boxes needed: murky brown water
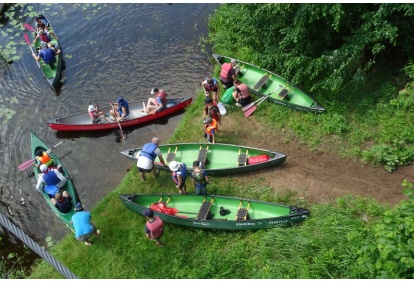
[0,3,218,271]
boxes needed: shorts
[195,184,207,195]
[238,96,252,107]
[76,224,96,241]
[156,106,167,113]
[138,165,153,173]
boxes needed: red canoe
[47,97,192,131]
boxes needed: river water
[0,3,218,272]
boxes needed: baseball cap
[74,202,83,211]
[151,88,158,95]
[142,208,154,217]
[88,105,96,112]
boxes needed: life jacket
[42,170,60,185]
[155,90,167,106]
[118,100,130,117]
[39,32,51,43]
[236,83,250,98]
[204,78,219,92]
[139,143,158,160]
[150,202,178,215]
[146,216,164,239]
[41,48,56,64]
[171,163,187,185]
[191,169,207,185]
[205,105,219,122]
[220,63,233,82]
[206,119,218,135]
[37,152,54,166]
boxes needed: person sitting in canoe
[35,164,67,194]
[201,76,220,104]
[51,191,72,213]
[191,160,209,195]
[88,104,109,124]
[144,88,168,115]
[220,58,237,89]
[109,97,129,121]
[203,97,221,131]
[168,161,188,194]
[32,41,60,69]
[34,148,59,169]
[232,79,252,107]
[203,117,218,144]
[35,17,48,31]
[32,28,58,44]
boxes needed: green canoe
[33,14,63,91]
[120,143,287,175]
[212,54,325,113]
[119,194,310,230]
[31,133,79,233]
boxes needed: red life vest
[39,32,51,43]
[205,105,219,122]
[146,216,164,239]
[88,110,97,120]
[156,90,167,106]
[204,78,219,92]
[220,63,233,82]
[236,83,250,98]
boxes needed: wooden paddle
[18,140,65,171]
[110,103,126,140]
[23,33,40,68]
[242,84,283,112]
[23,23,35,32]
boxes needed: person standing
[142,208,164,247]
[168,161,188,194]
[145,88,168,115]
[201,77,220,104]
[191,161,209,195]
[110,97,130,121]
[220,58,237,89]
[136,137,167,181]
[232,79,252,107]
[70,203,100,246]
[35,164,67,194]
[203,117,218,144]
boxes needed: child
[142,208,164,247]
[203,117,218,144]
[191,160,209,195]
[169,161,188,194]
[88,104,109,123]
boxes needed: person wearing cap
[88,104,109,124]
[203,97,221,130]
[168,161,188,194]
[32,41,60,68]
[191,160,209,195]
[109,97,130,121]
[34,149,56,168]
[203,117,218,144]
[137,137,167,181]
[220,58,237,89]
[201,76,220,103]
[232,79,252,107]
[70,203,100,246]
[142,208,164,247]
[51,191,72,213]
[35,164,67,193]
[145,88,168,115]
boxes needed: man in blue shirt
[70,203,100,246]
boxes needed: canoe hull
[31,133,80,232]
[212,54,325,113]
[119,194,310,230]
[33,14,63,91]
[47,97,192,131]
[120,143,287,175]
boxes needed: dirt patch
[218,110,413,207]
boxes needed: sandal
[96,230,101,237]
[85,241,92,246]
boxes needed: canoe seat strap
[253,74,271,91]
[197,146,209,169]
[166,146,178,162]
[196,201,212,220]
[236,201,250,221]
[237,149,248,166]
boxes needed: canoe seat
[196,199,213,220]
[236,208,249,221]
[166,146,178,163]
[197,145,209,169]
[252,74,271,91]
[237,148,248,166]
[278,86,293,101]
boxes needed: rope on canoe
[0,213,79,279]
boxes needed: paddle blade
[23,23,35,32]
[23,33,31,46]
[242,101,255,112]
[18,158,35,171]
[244,105,257,117]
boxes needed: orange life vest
[38,152,53,166]
[206,118,218,135]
